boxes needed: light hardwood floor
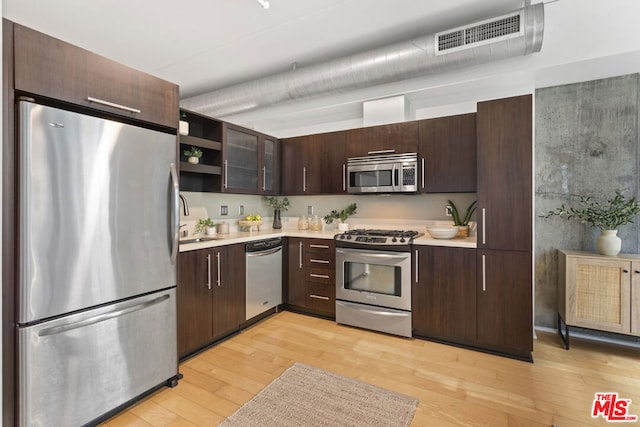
[103,311,640,427]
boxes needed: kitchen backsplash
[180,191,477,232]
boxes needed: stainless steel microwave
[347,152,418,194]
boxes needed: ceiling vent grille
[436,12,522,55]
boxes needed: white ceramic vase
[338,222,349,232]
[596,229,621,256]
[188,156,199,164]
[205,226,216,236]
[179,120,189,136]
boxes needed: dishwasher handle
[246,247,282,257]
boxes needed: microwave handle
[367,149,395,155]
[392,163,398,191]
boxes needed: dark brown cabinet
[223,123,280,194]
[418,113,476,193]
[281,131,346,195]
[345,121,419,158]
[179,109,223,193]
[13,23,178,129]
[475,94,533,359]
[476,249,532,356]
[286,238,336,317]
[412,246,477,344]
[177,244,245,359]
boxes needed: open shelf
[180,162,222,175]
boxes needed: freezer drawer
[18,289,178,427]
[336,300,412,338]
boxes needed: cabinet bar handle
[310,259,329,264]
[310,273,330,279]
[309,244,329,249]
[299,241,303,269]
[223,160,228,189]
[342,164,346,191]
[482,254,486,292]
[415,249,419,283]
[303,167,307,192]
[262,166,266,191]
[623,269,630,273]
[367,149,395,155]
[86,96,141,114]
[482,208,486,245]
[309,294,330,300]
[216,252,221,287]
[206,254,212,290]
[421,157,425,189]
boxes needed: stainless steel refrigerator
[17,100,180,427]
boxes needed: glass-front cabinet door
[223,124,279,194]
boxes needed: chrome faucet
[179,194,189,216]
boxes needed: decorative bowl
[238,220,263,231]
[427,226,459,239]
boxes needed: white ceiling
[4,0,640,136]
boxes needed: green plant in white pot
[324,203,357,231]
[183,146,202,164]
[542,190,640,256]
[195,217,216,235]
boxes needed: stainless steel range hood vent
[437,12,522,54]
[181,3,544,118]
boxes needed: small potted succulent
[183,146,202,164]
[324,203,357,231]
[195,217,216,235]
[448,200,476,237]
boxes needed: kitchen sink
[179,236,222,244]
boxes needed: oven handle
[336,249,409,262]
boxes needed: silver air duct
[181,3,544,117]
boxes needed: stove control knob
[391,237,398,242]
[400,237,406,243]
[339,234,346,239]
[347,235,352,240]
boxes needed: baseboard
[534,325,640,349]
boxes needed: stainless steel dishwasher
[245,237,283,320]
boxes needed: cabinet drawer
[305,283,336,313]
[307,268,335,285]
[14,23,178,129]
[304,239,335,254]
[305,252,335,269]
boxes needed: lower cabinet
[286,237,336,317]
[177,244,245,359]
[413,246,532,360]
[412,246,476,344]
[476,249,532,358]
[559,250,640,337]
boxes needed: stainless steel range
[335,229,422,337]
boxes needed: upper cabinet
[345,121,419,158]
[223,123,280,194]
[178,109,223,193]
[476,95,532,251]
[418,113,477,193]
[13,23,178,129]
[282,131,346,195]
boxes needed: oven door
[336,247,411,311]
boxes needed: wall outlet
[445,206,453,217]
[220,205,228,216]
[239,205,244,216]
[308,205,314,215]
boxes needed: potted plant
[183,146,202,164]
[542,190,640,256]
[195,217,216,235]
[263,196,290,229]
[448,200,476,237]
[324,203,357,231]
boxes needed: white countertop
[179,228,477,252]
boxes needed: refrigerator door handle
[38,294,171,337]
[170,163,179,264]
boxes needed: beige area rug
[219,362,418,427]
